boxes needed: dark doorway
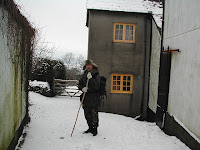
[155,52,172,128]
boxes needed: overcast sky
[15,0,88,59]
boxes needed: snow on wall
[87,0,163,27]
[163,0,200,140]
[148,20,161,113]
[0,7,27,150]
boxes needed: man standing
[78,59,101,136]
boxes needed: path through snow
[16,92,190,150]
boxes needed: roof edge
[86,9,154,27]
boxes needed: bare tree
[32,30,56,70]
[33,30,56,58]
[62,52,75,69]
[76,54,85,70]
[61,52,86,80]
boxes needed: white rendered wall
[0,7,27,150]
[164,0,200,140]
[149,20,161,113]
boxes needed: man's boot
[84,126,93,134]
[92,127,98,136]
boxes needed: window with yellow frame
[113,23,136,43]
[111,74,133,94]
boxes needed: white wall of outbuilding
[163,0,200,140]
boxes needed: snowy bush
[30,58,66,96]
[29,80,52,97]
[31,58,66,82]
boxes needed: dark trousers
[83,106,99,128]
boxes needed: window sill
[111,91,133,94]
[113,40,135,44]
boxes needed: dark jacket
[78,68,101,107]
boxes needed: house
[154,0,200,149]
[86,0,162,118]
[0,0,35,149]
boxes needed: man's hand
[87,72,92,79]
[82,87,88,93]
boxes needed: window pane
[130,31,133,35]
[117,76,121,80]
[115,35,118,40]
[113,86,116,90]
[119,30,123,35]
[123,76,126,80]
[127,82,130,86]
[126,25,129,30]
[125,36,129,40]
[123,81,126,86]
[123,87,126,91]
[117,81,120,85]
[120,25,123,29]
[126,30,129,35]
[127,76,131,81]
[115,30,119,34]
[113,76,116,80]
[130,25,133,30]
[130,36,133,41]
[113,81,116,85]
[117,86,120,90]
[127,87,130,91]
[116,25,119,29]
[119,35,123,40]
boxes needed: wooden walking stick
[71,78,90,137]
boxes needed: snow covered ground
[62,86,82,97]
[15,92,190,150]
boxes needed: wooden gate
[155,52,172,128]
[54,79,81,97]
